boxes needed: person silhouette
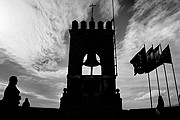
[2,76,21,109]
[115,89,122,110]
[60,88,67,111]
[115,89,120,97]
[156,95,164,115]
[22,98,30,109]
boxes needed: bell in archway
[83,53,100,67]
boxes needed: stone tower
[60,17,122,114]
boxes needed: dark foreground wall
[0,106,179,120]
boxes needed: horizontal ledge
[67,75,116,79]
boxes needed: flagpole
[153,44,161,96]
[147,73,153,108]
[171,63,180,106]
[111,0,118,76]
[169,54,180,107]
[155,68,161,96]
[160,44,171,107]
[167,44,180,106]
[163,62,171,107]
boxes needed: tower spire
[89,4,96,21]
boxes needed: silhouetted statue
[22,98,30,109]
[2,76,21,109]
[156,95,164,115]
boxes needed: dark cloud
[121,0,180,56]
[133,0,180,25]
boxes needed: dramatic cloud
[19,87,59,102]
[0,52,7,64]
[0,82,7,91]
[118,0,180,108]
[135,89,166,101]
[0,0,120,78]
[99,0,120,19]
[121,0,180,55]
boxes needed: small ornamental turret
[98,21,104,29]
[81,21,87,29]
[72,20,78,29]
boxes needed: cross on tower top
[89,4,96,21]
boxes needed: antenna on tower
[112,0,118,76]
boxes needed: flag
[130,46,146,75]
[161,44,172,64]
[145,46,155,73]
[154,45,163,68]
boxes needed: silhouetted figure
[22,98,30,109]
[116,89,120,97]
[156,95,164,115]
[115,89,122,110]
[2,76,21,110]
[60,88,67,111]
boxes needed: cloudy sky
[0,0,180,110]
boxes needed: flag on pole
[130,46,146,75]
[161,44,172,64]
[154,45,163,68]
[160,44,172,107]
[145,46,155,73]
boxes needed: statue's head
[9,76,18,85]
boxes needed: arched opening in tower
[82,54,101,75]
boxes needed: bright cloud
[0,0,120,78]
[135,89,166,101]
[118,0,180,108]
[19,87,59,103]
[121,0,180,56]
[0,82,8,90]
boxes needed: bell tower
[68,19,115,75]
[60,4,122,115]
